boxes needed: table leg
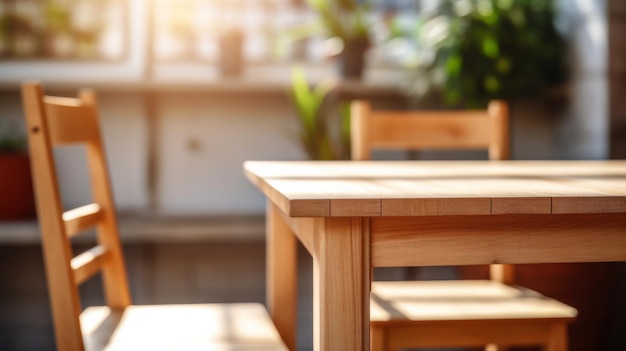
[267,202,297,350]
[314,217,370,351]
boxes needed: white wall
[156,93,305,215]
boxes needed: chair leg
[370,325,386,351]
[545,323,568,351]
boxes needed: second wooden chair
[351,100,577,351]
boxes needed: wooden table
[243,160,626,351]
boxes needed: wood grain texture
[244,160,626,351]
[244,160,626,218]
[81,304,287,351]
[382,319,568,350]
[370,214,626,267]
[80,89,132,310]
[314,217,370,351]
[266,203,297,350]
[491,197,552,215]
[43,100,100,145]
[330,199,381,217]
[22,82,85,351]
[552,196,625,214]
[488,100,509,160]
[370,280,575,350]
[71,245,109,286]
[370,280,577,322]
[63,203,103,238]
[350,100,508,159]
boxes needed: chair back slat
[71,245,109,286]
[44,97,101,145]
[351,100,509,161]
[63,203,104,238]
[22,81,131,351]
[369,113,492,149]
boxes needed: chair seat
[371,280,578,324]
[81,303,287,351]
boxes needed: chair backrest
[350,99,513,283]
[350,100,509,161]
[21,81,131,351]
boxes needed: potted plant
[289,66,351,160]
[401,0,568,108]
[285,0,372,79]
[0,121,35,220]
[210,0,246,77]
[218,26,245,77]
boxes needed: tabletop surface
[244,160,626,217]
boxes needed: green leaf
[404,0,566,107]
[339,102,352,159]
[496,56,512,73]
[484,75,500,92]
[497,0,514,10]
[289,65,345,160]
[481,36,500,58]
[290,66,317,132]
[444,88,461,105]
[445,54,462,75]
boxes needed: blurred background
[0,0,625,350]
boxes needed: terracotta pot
[0,153,35,220]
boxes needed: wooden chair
[21,81,287,351]
[351,100,578,351]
